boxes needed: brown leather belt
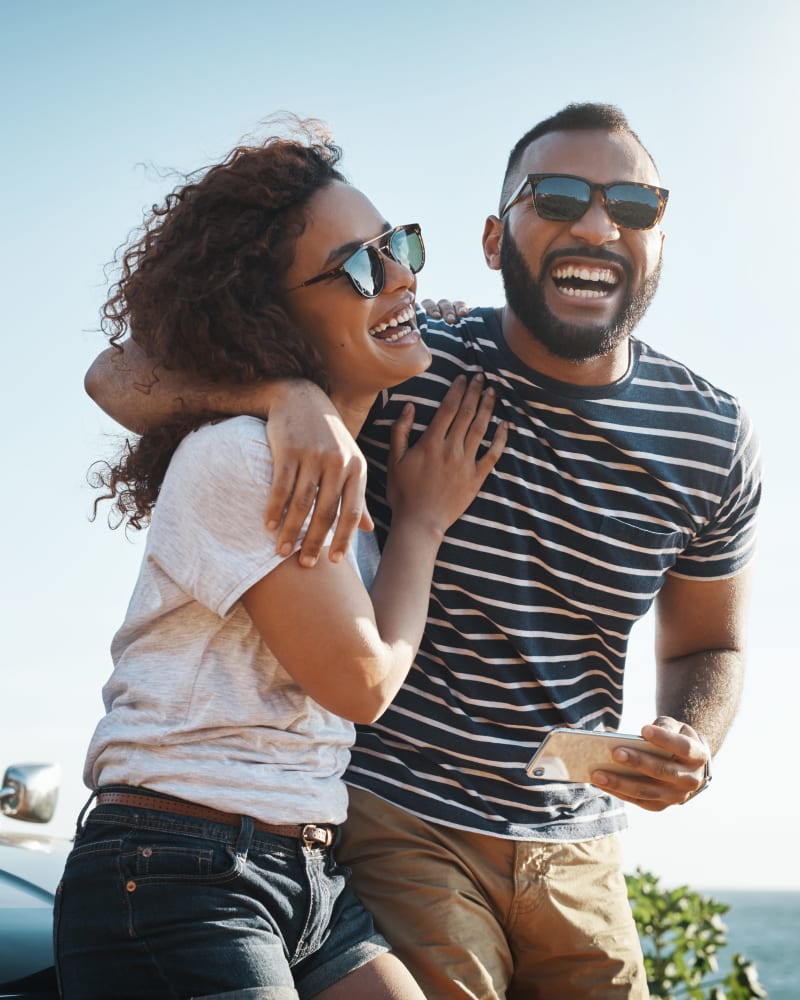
[95,790,335,848]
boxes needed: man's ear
[482,215,503,271]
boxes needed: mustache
[541,246,633,281]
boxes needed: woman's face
[283,182,431,413]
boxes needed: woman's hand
[245,376,504,724]
[420,298,470,324]
[386,374,507,536]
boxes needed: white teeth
[382,326,412,342]
[369,304,416,336]
[552,264,618,285]
[562,286,607,298]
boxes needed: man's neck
[496,305,631,386]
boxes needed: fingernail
[279,542,293,556]
[616,749,630,762]
[330,550,343,564]
[266,520,278,531]
[446,312,455,321]
[593,772,609,785]
[299,554,317,568]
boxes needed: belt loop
[75,789,99,839]
[234,814,254,866]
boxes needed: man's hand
[264,380,372,567]
[86,340,372,566]
[590,717,711,812]
[420,298,470,324]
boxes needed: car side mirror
[0,763,61,823]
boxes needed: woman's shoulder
[175,415,268,459]
[181,414,266,448]
[167,415,273,492]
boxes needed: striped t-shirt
[347,307,761,842]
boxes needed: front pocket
[120,833,241,886]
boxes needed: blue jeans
[53,795,389,999]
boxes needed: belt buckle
[302,823,332,849]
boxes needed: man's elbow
[84,347,144,432]
[84,355,106,406]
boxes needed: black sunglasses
[501,174,669,231]
[287,223,425,299]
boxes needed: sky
[2,0,798,892]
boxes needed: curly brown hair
[93,116,346,530]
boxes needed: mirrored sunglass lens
[343,247,383,297]
[389,229,424,273]
[533,177,590,221]
[606,185,661,229]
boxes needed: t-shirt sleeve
[146,416,330,616]
[670,403,762,580]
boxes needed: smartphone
[525,728,672,783]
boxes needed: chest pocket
[567,515,686,623]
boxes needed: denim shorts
[53,794,389,1000]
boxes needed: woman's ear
[482,215,503,271]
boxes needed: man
[85,104,760,999]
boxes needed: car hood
[0,831,72,898]
[0,830,72,995]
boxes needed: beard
[499,227,662,363]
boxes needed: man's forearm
[85,338,300,433]
[84,337,370,563]
[656,649,745,755]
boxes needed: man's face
[497,129,665,363]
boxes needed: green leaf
[625,870,766,999]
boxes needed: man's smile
[550,263,620,299]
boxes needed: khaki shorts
[339,787,648,1000]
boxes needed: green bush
[626,869,768,999]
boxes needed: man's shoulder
[634,338,745,414]
[423,305,497,342]
[419,306,501,371]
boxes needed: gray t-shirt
[85,416,356,824]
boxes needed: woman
[54,119,506,1000]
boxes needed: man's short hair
[500,102,658,209]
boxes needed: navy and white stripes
[346,308,761,842]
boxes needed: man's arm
[84,301,468,563]
[85,339,371,565]
[591,566,753,811]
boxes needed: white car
[0,763,69,999]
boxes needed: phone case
[525,728,672,783]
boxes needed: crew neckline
[477,306,641,400]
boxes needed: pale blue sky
[2,0,798,890]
